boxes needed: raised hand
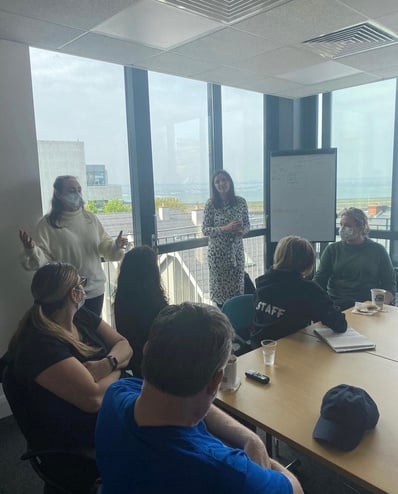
[19,228,35,249]
[115,230,128,249]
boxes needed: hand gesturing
[19,229,35,249]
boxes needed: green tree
[102,198,131,213]
[155,197,184,211]
[86,200,99,213]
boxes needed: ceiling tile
[0,10,84,49]
[339,43,398,71]
[275,71,379,98]
[374,12,398,35]
[314,71,379,91]
[62,32,161,65]
[280,61,361,84]
[192,65,258,85]
[233,0,365,44]
[94,0,222,49]
[234,46,325,76]
[142,52,217,77]
[373,65,398,78]
[0,0,135,31]
[339,0,398,18]
[173,27,281,65]
[239,76,304,94]
[274,85,323,98]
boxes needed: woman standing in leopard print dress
[202,171,250,307]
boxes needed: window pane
[159,246,210,304]
[331,79,396,231]
[30,48,132,321]
[148,72,209,244]
[222,86,264,229]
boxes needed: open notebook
[313,326,376,353]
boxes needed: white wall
[0,40,42,417]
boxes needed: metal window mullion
[124,67,156,248]
[388,79,398,265]
[207,83,223,185]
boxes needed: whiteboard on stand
[269,149,337,243]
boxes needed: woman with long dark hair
[19,175,128,314]
[114,246,168,377]
[202,171,250,307]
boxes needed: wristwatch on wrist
[106,355,119,371]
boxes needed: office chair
[2,365,100,494]
[222,294,255,356]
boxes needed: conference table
[344,305,398,362]
[215,305,398,494]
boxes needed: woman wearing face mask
[314,207,396,310]
[5,262,132,491]
[19,175,128,315]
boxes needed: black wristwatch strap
[106,355,118,371]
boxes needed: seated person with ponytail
[6,263,132,490]
[252,236,347,348]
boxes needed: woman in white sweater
[19,175,128,315]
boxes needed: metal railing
[101,230,266,323]
[100,212,394,324]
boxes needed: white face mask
[75,288,87,310]
[60,192,84,210]
[339,226,356,242]
[77,295,86,310]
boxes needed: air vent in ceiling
[158,0,293,23]
[303,22,398,59]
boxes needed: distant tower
[86,164,108,186]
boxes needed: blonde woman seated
[7,262,132,451]
[252,236,347,348]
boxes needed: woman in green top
[314,207,396,310]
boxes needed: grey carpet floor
[0,414,372,494]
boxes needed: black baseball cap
[313,384,379,451]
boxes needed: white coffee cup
[371,288,386,310]
[220,355,240,392]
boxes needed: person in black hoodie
[252,236,347,348]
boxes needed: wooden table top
[215,332,398,494]
[344,304,398,362]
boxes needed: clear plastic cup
[261,339,277,366]
[371,289,386,310]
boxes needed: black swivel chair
[2,364,100,494]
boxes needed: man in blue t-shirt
[96,303,303,494]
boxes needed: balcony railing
[101,210,394,324]
[101,229,265,323]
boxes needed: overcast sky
[30,47,396,194]
[30,47,264,190]
[30,48,130,185]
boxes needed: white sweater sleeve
[95,216,125,262]
[19,244,52,271]
[19,218,54,271]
